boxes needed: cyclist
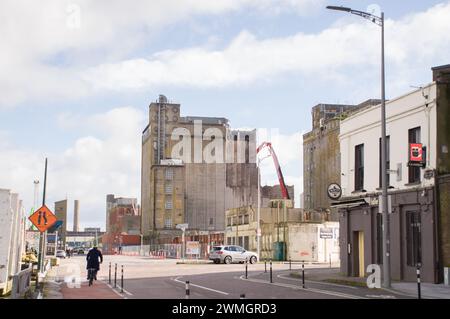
[86,246,103,281]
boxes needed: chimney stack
[73,200,79,232]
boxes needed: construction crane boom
[256,142,290,200]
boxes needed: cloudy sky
[1,0,449,230]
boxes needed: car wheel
[224,256,232,264]
[250,256,257,264]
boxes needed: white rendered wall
[340,84,437,195]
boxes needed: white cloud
[0,106,145,229]
[83,2,450,98]
[0,0,321,107]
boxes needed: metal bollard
[264,259,267,273]
[245,259,248,279]
[270,259,273,283]
[121,265,124,293]
[240,294,246,299]
[109,262,111,284]
[289,258,292,270]
[302,261,305,289]
[185,281,190,299]
[417,263,421,299]
[114,263,117,288]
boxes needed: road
[54,255,414,299]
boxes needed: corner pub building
[333,65,450,283]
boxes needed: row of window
[227,215,250,226]
[354,126,421,191]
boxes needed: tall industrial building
[141,95,258,243]
[302,100,380,217]
[73,200,80,232]
[54,199,68,248]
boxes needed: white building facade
[340,84,437,194]
[334,63,450,284]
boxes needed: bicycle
[87,268,97,286]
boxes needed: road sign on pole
[29,205,58,233]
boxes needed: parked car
[56,250,67,259]
[209,245,258,264]
[77,249,85,255]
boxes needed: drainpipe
[433,170,442,283]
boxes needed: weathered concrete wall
[303,118,341,211]
[0,189,24,294]
[436,78,450,174]
[54,199,67,246]
[287,222,339,262]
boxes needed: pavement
[42,256,123,299]
[40,255,450,299]
[288,267,450,299]
[390,282,450,299]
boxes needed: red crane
[256,142,290,200]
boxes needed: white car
[56,250,67,258]
[209,245,258,264]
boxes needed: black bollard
[185,281,190,299]
[270,259,273,283]
[114,263,117,288]
[302,261,305,289]
[417,263,421,299]
[121,265,124,293]
[245,259,248,279]
[289,258,292,270]
[109,262,111,284]
[264,259,267,273]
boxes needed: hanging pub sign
[327,183,342,200]
[408,143,426,167]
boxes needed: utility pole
[379,12,391,289]
[37,158,48,277]
[326,4,390,288]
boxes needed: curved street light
[327,5,390,288]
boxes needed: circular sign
[327,183,342,200]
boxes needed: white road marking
[277,274,358,289]
[366,294,396,299]
[173,276,229,296]
[239,275,367,299]
[105,282,132,297]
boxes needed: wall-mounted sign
[320,228,334,239]
[409,143,423,162]
[327,183,342,200]
[186,241,200,255]
[408,143,426,168]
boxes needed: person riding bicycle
[86,246,103,280]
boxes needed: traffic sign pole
[37,159,48,275]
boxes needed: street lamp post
[326,5,390,288]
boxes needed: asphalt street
[55,255,415,299]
